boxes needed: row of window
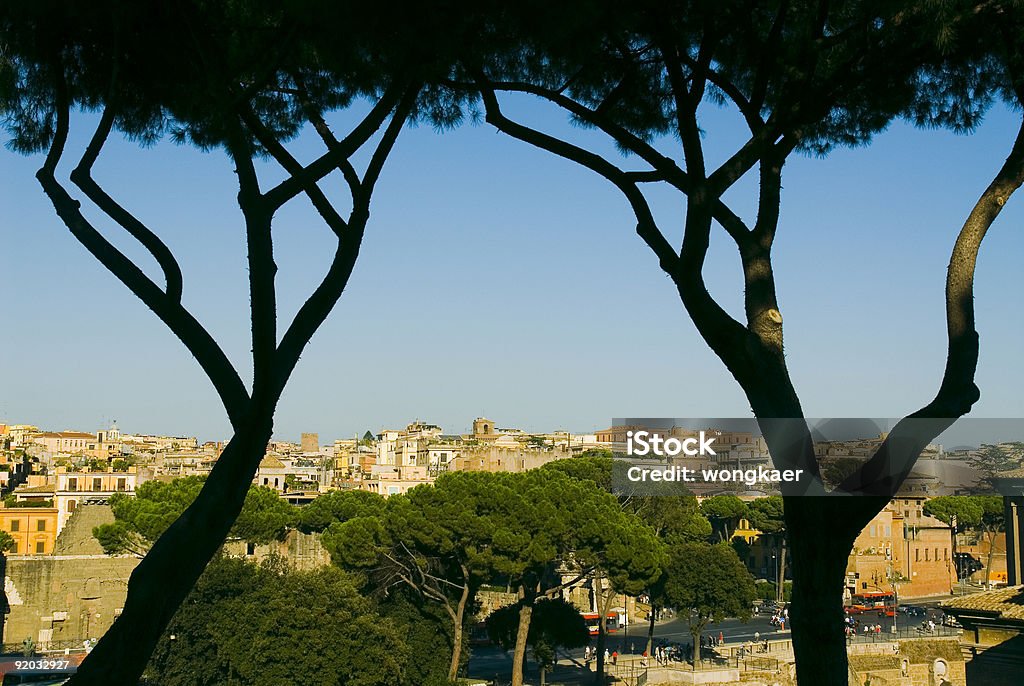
[913,547,948,563]
[8,541,47,554]
[64,478,128,492]
[8,519,48,532]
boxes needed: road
[466,601,952,683]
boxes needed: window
[925,548,930,561]
[915,548,919,562]
[116,478,126,492]
[35,541,44,554]
[10,520,20,532]
[68,478,78,492]
[870,525,877,538]
[37,520,46,531]
[92,478,103,492]
[68,500,77,513]
[11,542,17,554]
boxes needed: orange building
[0,505,58,555]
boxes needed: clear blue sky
[2,96,1022,443]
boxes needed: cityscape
[1,418,1022,684]
[4,2,1024,685]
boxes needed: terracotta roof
[36,432,94,439]
[15,484,56,494]
[259,455,286,470]
[942,586,1024,621]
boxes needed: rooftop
[943,586,1024,621]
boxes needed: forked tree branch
[273,86,420,395]
[840,116,1024,504]
[475,82,681,277]
[226,125,277,395]
[262,80,407,210]
[36,76,250,429]
[71,107,185,303]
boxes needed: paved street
[467,601,954,684]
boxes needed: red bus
[846,592,896,617]
[582,611,621,635]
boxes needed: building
[846,496,955,600]
[300,432,319,454]
[0,505,58,555]
[30,431,95,456]
[943,585,1024,685]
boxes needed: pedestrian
[719,630,724,645]
[763,638,769,653]
[604,648,610,664]
[612,650,618,666]
[754,631,760,643]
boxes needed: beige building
[0,505,59,556]
[846,496,955,600]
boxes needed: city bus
[845,591,897,617]
[582,611,621,635]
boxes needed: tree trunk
[511,589,534,686]
[593,580,616,685]
[66,408,274,686]
[691,623,703,671]
[447,580,472,681]
[785,498,863,686]
[985,527,997,589]
[777,538,787,603]
[645,604,657,656]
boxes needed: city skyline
[3,98,1023,441]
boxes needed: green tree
[747,497,787,602]
[662,542,756,669]
[93,477,297,557]
[297,489,387,534]
[0,3,446,680]
[457,2,1024,682]
[700,495,749,543]
[970,443,1024,489]
[145,556,408,686]
[925,495,1005,585]
[321,476,498,682]
[486,598,589,686]
[110,458,133,472]
[542,455,709,659]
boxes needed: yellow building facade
[0,506,58,555]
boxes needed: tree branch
[35,77,250,429]
[71,107,185,302]
[226,125,277,395]
[840,116,1024,502]
[272,86,419,396]
[475,82,680,276]
[261,81,407,210]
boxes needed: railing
[741,655,781,672]
[1,640,89,655]
[846,625,960,642]
[605,660,648,685]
